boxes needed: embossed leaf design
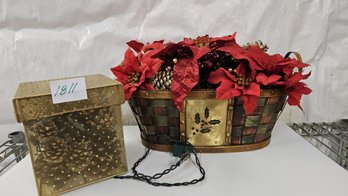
[200,127,211,133]
[204,107,209,119]
[195,113,200,124]
[208,119,221,125]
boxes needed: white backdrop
[1,0,348,141]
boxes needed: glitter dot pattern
[26,105,127,195]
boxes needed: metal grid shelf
[290,120,348,170]
[0,131,28,175]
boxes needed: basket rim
[132,88,285,99]
[141,138,271,153]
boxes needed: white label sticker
[50,77,88,104]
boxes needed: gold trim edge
[141,138,271,153]
[133,89,284,99]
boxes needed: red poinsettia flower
[274,71,311,110]
[152,43,211,109]
[277,57,309,77]
[284,81,312,110]
[127,40,165,59]
[218,42,262,79]
[126,40,144,53]
[247,45,309,77]
[208,68,260,114]
[117,33,312,114]
[209,32,237,49]
[181,37,195,46]
[256,73,282,86]
[111,48,162,99]
[171,46,210,109]
[246,45,312,110]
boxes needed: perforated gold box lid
[13,74,124,122]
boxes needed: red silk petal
[285,82,312,111]
[181,37,195,46]
[243,95,259,115]
[218,45,261,78]
[170,46,210,110]
[218,45,245,59]
[141,57,162,78]
[207,68,226,84]
[139,83,156,90]
[215,80,241,99]
[284,72,307,87]
[303,71,311,79]
[193,46,211,60]
[282,58,309,69]
[142,42,165,55]
[256,73,282,85]
[123,48,140,73]
[110,65,128,84]
[244,83,260,97]
[207,68,238,84]
[124,83,140,100]
[171,59,200,110]
[127,40,144,53]
[211,32,237,42]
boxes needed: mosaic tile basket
[129,89,287,153]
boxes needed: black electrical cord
[114,144,205,187]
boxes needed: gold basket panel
[185,99,229,146]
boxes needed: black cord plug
[172,141,193,157]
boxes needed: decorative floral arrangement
[111,33,311,114]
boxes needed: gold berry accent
[237,75,253,87]
[193,35,211,48]
[127,72,140,86]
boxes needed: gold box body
[13,74,127,196]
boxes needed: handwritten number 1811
[54,82,78,97]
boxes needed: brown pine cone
[152,66,172,90]
[40,136,67,164]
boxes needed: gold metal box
[13,74,127,196]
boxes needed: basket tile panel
[232,115,244,126]
[143,126,155,135]
[231,127,243,137]
[231,96,285,145]
[255,134,266,143]
[128,98,181,145]
[242,135,255,144]
[139,107,153,116]
[169,127,180,138]
[243,127,257,135]
[245,116,261,127]
[152,107,168,116]
[130,91,287,148]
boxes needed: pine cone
[40,136,67,164]
[29,118,63,141]
[244,40,269,52]
[152,66,172,90]
[65,139,93,173]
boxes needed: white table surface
[1,122,348,196]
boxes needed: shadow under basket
[129,89,287,153]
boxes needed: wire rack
[290,120,348,170]
[0,131,28,175]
